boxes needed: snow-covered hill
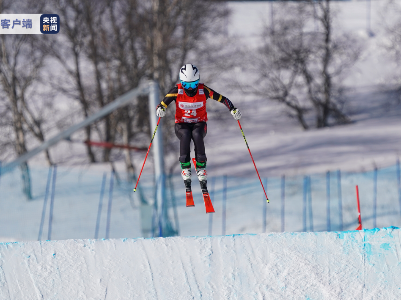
[0,227,400,299]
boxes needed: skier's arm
[203,85,234,110]
[204,85,241,120]
[156,86,178,117]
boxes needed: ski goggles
[180,79,199,90]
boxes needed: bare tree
[47,0,98,162]
[47,0,230,175]
[47,0,153,178]
[312,0,359,127]
[142,0,231,171]
[248,0,361,129]
[381,0,401,103]
[0,0,53,199]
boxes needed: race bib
[183,118,199,123]
[178,102,204,110]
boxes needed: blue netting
[0,162,400,241]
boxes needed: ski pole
[134,117,161,192]
[237,120,269,202]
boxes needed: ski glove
[156,104,166,118]
[231,108,241,120]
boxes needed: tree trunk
[122,118,135,179]
[10,88,32,200]
[319,0,332,128]
[152,0,163,84]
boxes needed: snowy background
[0,1,401,299]
[0,0,398,242]
[0,0,399,242]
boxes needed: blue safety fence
[0,161,400,241]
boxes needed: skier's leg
[192,122,207,163]
[192,122,208,193]
[175,123,192,191]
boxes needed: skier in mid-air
[156,64,241,210]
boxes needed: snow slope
[1,227,400,299]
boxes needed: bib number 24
[184,110,197,117]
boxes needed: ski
[202,192,215,214]
[186,191,195,207]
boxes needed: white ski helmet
[179,64,200,90]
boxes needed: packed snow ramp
[0,227,400,299]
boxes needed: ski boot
[181,162,194,207]
[197,170,208,193]
[193,161,207,192]
[193,159,215,213]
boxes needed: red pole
[237,120,269,202]
[356,185,362,230]
[134,117,161,192]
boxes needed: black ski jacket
[160,84,235,111]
